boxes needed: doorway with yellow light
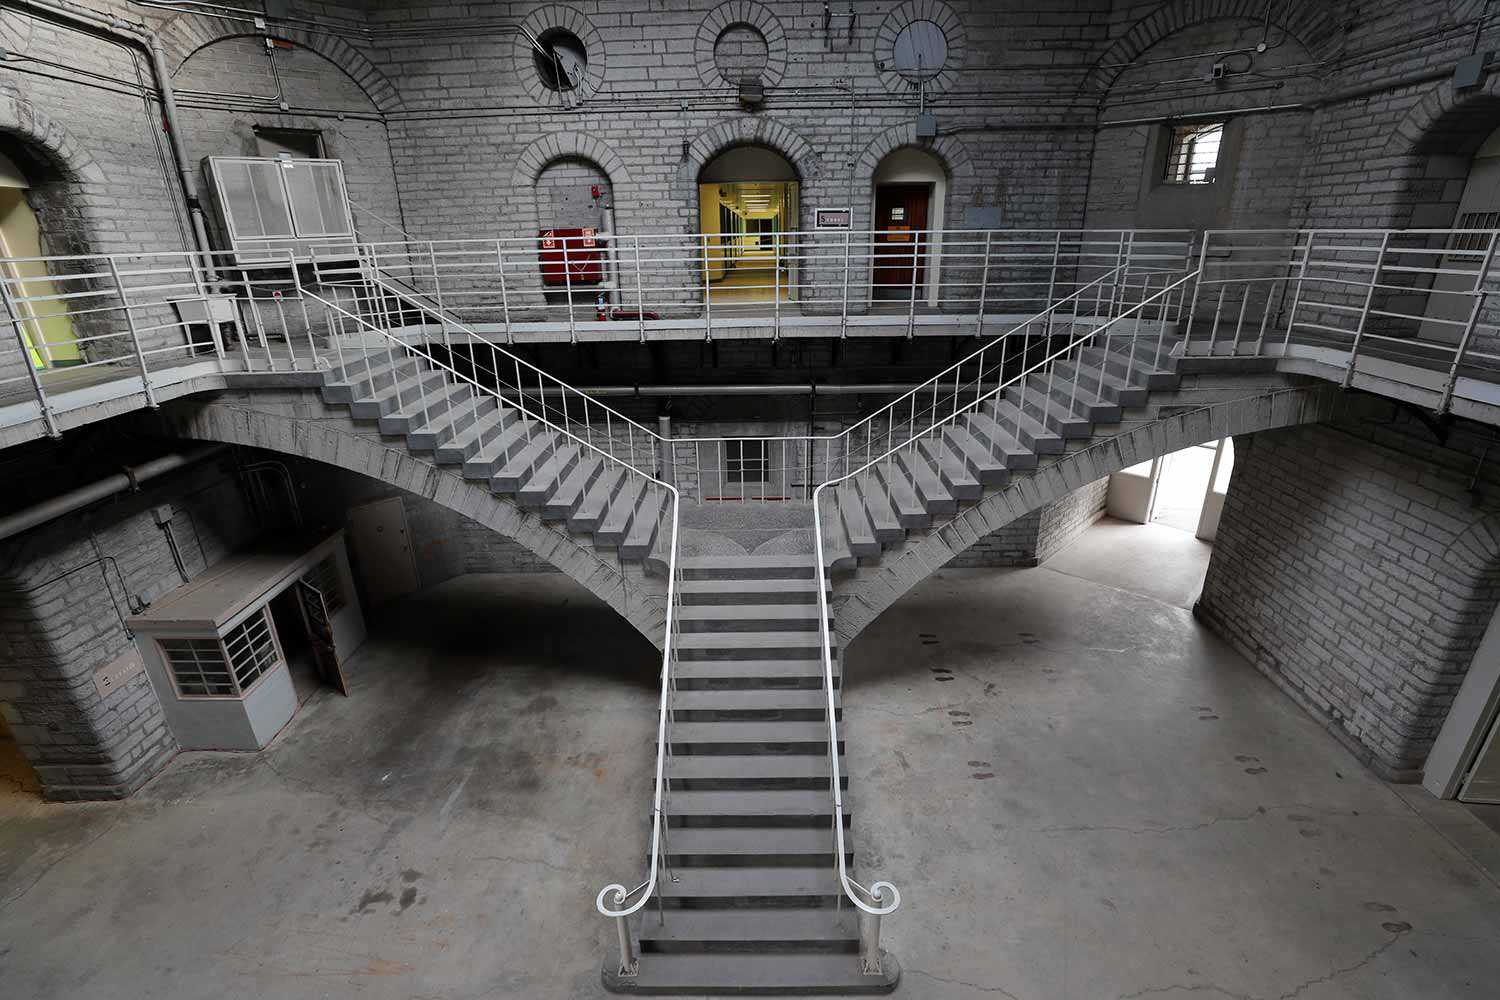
[0,148,80,371]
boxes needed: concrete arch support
[0,93,105,185]
[158,14,405,112]
[833,384,1370,644]
[153,394,669,646]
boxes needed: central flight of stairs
[316,351,669,562]
[821,336,1182,569]
[603,553,899,994]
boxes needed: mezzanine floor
[1,521,1498,998]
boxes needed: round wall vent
[533,28,588,92]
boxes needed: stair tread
[680,554,815,569]
[617,952,892,991]
[668,753,841,780]
[672,689,834,711]
[658,866,840,895]
[678,605,824,622]
[671,722,837,745]
[676,632,824,648]
[636,907,856,941]
[674,660,837,680]
[679,578,826,596]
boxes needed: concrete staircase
[316,352,669,562]
[820,337,1182,570]
[603,553,899,994]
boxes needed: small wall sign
[815,208,853,230]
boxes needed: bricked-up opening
[532,28,588,92]
[714,23,769,85]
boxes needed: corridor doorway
[698,145,799,306]
[871,147,945,305]
[1107,438,1234,541]
[0,148,79,370]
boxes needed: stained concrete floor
[2,523,1499,998]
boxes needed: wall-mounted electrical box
[204,156,356,265]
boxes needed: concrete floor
[3,523,1500,998]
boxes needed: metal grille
[725,440,769,484]
[300,555,345,614]
[1163,123,1223,185]
[159,637,234,697]
[224,609,279,692]
[1451,213,1500,253]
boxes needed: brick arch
[0,92,104,186]
[1385,79,1500,158]
[851,125,974,232]
[510,132,632,190]
[153,397,669,645]
[695,1,789,90]
[685,117,820,185]
[833,384,1361,643]
[157,14,405,113]
[1085,0,1341,96]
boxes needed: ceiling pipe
[10,0,216,277]
[0,443,227,542]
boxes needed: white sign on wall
[815,208,853,229]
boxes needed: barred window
[159,636,235,697]
[300,555,345,614]
[725,440,769,484]
[1163,123,1224,185]
[1450,212,1500,254]
[224,609,280,692]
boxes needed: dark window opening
[1163,123,1224,185]
[534,29,588,92]
[254,127,324,159]
[725,440,769,484]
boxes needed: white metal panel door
[346,497,420,609]
[1418,152,1500,343]
[1460,714,1500,803]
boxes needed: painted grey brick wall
[1197,413,1500,782]
[943,475,1108,568]
[0,452,257,800]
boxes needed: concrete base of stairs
[601,951,900,994]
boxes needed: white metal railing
[806,270,1195,969]
[1187,228,1500,409]
[356,228,1192,342]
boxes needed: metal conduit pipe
[0,443,228,543]
[11,0,216,276]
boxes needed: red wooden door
[872,184,931,298]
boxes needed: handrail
[299,271,683,975]
[807,269,1197,964]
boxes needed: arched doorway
[0,143,79,370]
[1419,124,1500,344]
[534,156,614,305]
[698,145,799,305]
[870,146,945,306]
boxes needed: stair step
[677,605,825,632]
[854,473,906,543]
[673,660,838,688]
[672,689,834,713]
[492,432,561,492]
[670,722,838,752]
[962,411,1038,469]
[636,907,856,947]
[1055,357,1150,407]
[604,952,898,995]
[894,449,957,515]
[941,424,1011,485]
[676,632,825,661]
[657,866,842,903]
[835,482,881,558]
[872,460,930,529]
[680,555,816,580]
[1030,370,1123,424]
[621,486,669,559]
[668,752,844,789]
[543,451,604,519]
[916,437,982,500]
[377,381,471,437]
[434,404,514,464]
[990,398,1065,454]
[350,368,448,420]
[1017,376,1095,438]
[596,475,649,546]
[517,444,581,506]
[678,578,827,606]
[569,464,627,531]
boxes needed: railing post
[428,242,454,360]
[1183,232,1210,354]
[106,256,157,408]
[290,253,321,369]
[0,273,59,437]
[1343,231,1391,389]
[1440,232,1499,413]
[701,233,713,342]
[561,234,577,345]
[841,229,851,339]
[614,913,637,977]
[495,240,513,345]
[634,236,647,345]
[976,230,993,337]
[906,230,919,339]
[1284,229,1315,350]
[773,231,782,341]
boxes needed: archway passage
[0,142,80,371]
[697,145,799,307]
[870,146,945,305]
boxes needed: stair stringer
[147,388,672,645]
[830,379,1395,645]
